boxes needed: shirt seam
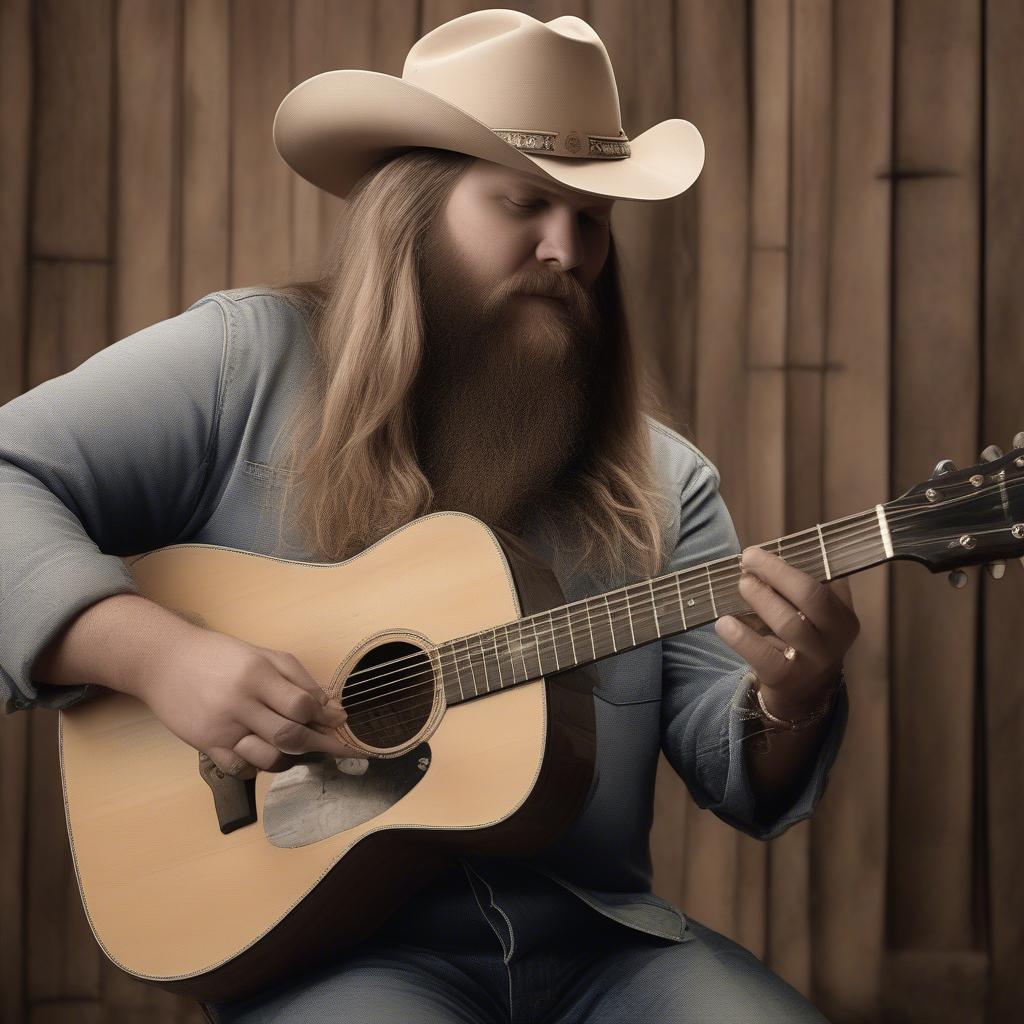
[646,416,717,480]
[172,294,229,543]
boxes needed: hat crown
[402,10,624,139]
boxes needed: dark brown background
[1,1,1021,1022]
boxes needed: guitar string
[334,472,1021,693]
[335,488,1010,712]
[338,506,1017,720]
[337,521,1014,731]
[338,511,880,697]
[338,517,883,712]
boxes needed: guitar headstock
[883,431,1024,586]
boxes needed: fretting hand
[713,545,860,719]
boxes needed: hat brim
[273,70,705,203]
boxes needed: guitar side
[58,511,597,1001]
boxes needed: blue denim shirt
[0,287,848,944]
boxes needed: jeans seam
[460,862,517,1023]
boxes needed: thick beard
[412,227,602,535]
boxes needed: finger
[740,546,852,636]
[233,732,309,773]
[256,666,347,729]
[258,648,343,720]
[241,699,362,758]
[714,614,795,688]
[737,572,830,664]
[205,745,259,780]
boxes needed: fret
[533,616,548,679]
[449,643,466,702]
[528,614,544,679]
[564,605,578,664]
[603,594,617,652]
[816,523,832,580]
[584,599,597,659]
[488,628,502,688]
[464,636,482,696]
[500,624,517,685]
[547,610,559,671]
[648,580,661,637]
[510,622,530,684]
[705,564,718,617]
[473,635,492,693]
[674,575,687,629]
[624,588,636,646]
[540,610,557,675]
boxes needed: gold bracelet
[753,667,844,733]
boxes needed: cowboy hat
[272,8,704,203]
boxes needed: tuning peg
[980,445,1004,462]
[984,559,1007,579]
[1013,431,1024,451]
[948,569,968,588]
[932,459,957,478]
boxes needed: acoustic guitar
[57,437,1024,1001]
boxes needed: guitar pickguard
[262,742,432,849]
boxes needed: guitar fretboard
[436,505,893,704]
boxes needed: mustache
[482,270,599,329]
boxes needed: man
[0,10,857,1023]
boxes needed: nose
[534,207,586,273]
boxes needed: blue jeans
[203,860,831,1023]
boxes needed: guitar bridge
[198,752,257,834]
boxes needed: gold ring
[783,645,797,661]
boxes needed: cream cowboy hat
[272,8,704,203]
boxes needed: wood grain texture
[734,0,791,963]
[982,2,1024,1021]
[115,0,181,340]
[182,0,230,307]
[887,0,982,985]
[30,0,112,261]
[229,0,292,286]
[767,0,834,995]
[673,0,752,949]
[813,0,894,1017]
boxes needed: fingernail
[327,698,343,711]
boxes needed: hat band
[491,127,631,159]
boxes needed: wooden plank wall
[0,2,1019,1022]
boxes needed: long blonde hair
[266,148,677,587]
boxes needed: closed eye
[504,198,544,212]
[504,197,609,223]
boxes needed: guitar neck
[439,504,894,705]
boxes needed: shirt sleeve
[0,294,229,715]
[659,454,849,841]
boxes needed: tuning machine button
[1012,431,1024,451]
[980,445,1003,462]
[984,560,1007,580]
[948,569,968,588]
[932,459,957,478]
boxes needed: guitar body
[58,512,598,1001]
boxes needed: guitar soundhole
[342,641,436,749]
